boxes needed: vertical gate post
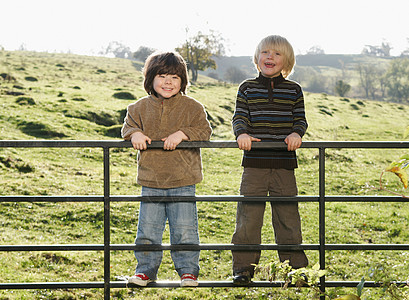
[319,147,326,299]
[103,147,111,299]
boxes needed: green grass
[0,50,409,299]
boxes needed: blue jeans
[134,185,200,279]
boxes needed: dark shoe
[233,272,251,286]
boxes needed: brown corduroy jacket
[121,93,212,188]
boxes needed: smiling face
[257,49,285,78]
[253,35,295,78]
[153,74,181,99]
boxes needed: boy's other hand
[162,130,188,150]
[130,131,151,150]
[236,133,261,151]
[285,132,302,151]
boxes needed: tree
[362,42,392,57]
[357,64,377,99]
[306,45,325,55]
[334,80,351,97]
[176,30,225,82]
[133,46,156,62]
[207,72,219,81]
[224,66,248,83]
[379,72,388,99]
[386,58,409,102]
[101,41,132,59]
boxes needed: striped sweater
[232,73,308,169]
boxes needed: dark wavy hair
[143,51,189,95]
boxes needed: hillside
[201,54,394,99]
[1,51,406,143]
[1,50,409,299]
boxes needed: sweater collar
[150,92,183,104]
[256,72,285,87]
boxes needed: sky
[2,0,409,57]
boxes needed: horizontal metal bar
[112,195,409,203]
[114,280,392,288]
[326,244,409,250]
[3,243,408,252]
[1,195,407,203]
[116,243,409,251]
[0,282,104,290]
[326,195,409,202]
[0,244,104,251]
[0,244,317,252]
[0,280,396,290]
[1,140,408,149]
[0,196,104,202]
[110,195,317,202]
[0,195,313,203]
[111,244,320,251]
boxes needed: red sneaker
[128,273,153,286]
[180,273,198,287]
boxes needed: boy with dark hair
[122,51,212,287]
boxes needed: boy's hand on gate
[236,133,261,151]
[162,130,188,150]
[285,132,302,151]
[130,131,151,150]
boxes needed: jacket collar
[149,92,183,105]
[256,72,285,87]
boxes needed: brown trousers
[232,168,308,276]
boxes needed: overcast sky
[2,0,409,57]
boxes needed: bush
[0,73,16,81]
[102,125,122,137]
[24,76,38,82]
[17,121,67,138]
[0,156,35,173]
[72,97,86,102]
[6,91,25,96]
[16,97,35,105]
[112,92,136,100]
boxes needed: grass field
[0,50,409,299]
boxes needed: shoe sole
[128,278,153,286]
[180,280,199,287]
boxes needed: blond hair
[253,35,295,78]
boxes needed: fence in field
[0,140,408,299]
